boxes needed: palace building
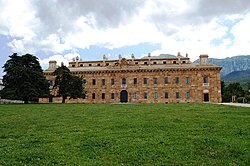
[41,53,222,103]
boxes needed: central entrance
[204,93,209,102]
[120,90,128,103]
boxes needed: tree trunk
[62,96,66,103]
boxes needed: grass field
[0,103,249,165]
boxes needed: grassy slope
[0,103,249,165]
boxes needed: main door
[120,90,128,103]
[204,93,209,102]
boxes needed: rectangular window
[111,93,115,99]
[163,61,166,64]
[164,77,168,84]
[154,92,158,99]
[82,79,86,85]
[153,62,157,64]
[102,79,105,85]
[203,76,208,83]
[153,78,158,84]
[102,93,105,99]
[92,79,96,85]
[122,78,126,84]
[186,92,190,99]
[144,78,147,84]
[134,92,137,99]
[175,77,179,84]
[165,92,169,99]
[144,92,148,99]
[176,92,180,99]
[92,93,95,99]
[111,78,114,85]
[186,77,190,84]
[134,78,137,84]
[144,62,148,65]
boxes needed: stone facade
[42,53,222,103]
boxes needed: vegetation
[53,64,84,103]
[221,81,250,103]
[0,53,49,103]
[0,103,249,165]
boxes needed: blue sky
[1,0,250,77]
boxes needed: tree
[222,82,245,102]
[1,53,49,103]
[53,64,84,103]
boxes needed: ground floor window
[134,92,137,99]
[102,93,105,99]
[111,93,115,99]
[186,92,190,99]
[144,92,148,99]
[165,92,168,99]
[176,92,180,99]
[92,93,95,99]
[154,92,158,99]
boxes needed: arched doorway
[120,90,128,103]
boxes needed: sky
[0,0,250,76]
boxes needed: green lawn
[0,103,249,165]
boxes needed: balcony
[203,83,209,86]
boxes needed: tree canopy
[53,64,84,103]
[1,53,49,103]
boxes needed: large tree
[53,64,84,103]
[222,82,245,102]
[1,53,49,103]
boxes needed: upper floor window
[164,77,168,84]
[144,78,148,84]
[175,77,179,84]
[111,78,114,85]
[80,64,83,67]
[186,77,190,84]
[89,64,92,66]
[153,62,157,64]
[92,79,96,85]
[134,78,137,84]
[102,79,105,85]
[122,78,126,84]
[203,76,208,83]
[144,62,148,65]
[173,61,177,64]
[82,79,86,85]
[153,78,158,84]
[163,61,167,64]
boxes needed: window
[92,79,96,85]
[176,92,180,99]
[186,92,190,99]
[163,61,166,64]
[89,64,92,66]
[143,78,147,84]
[80,64,83,67]
[122,78,126,84]
[173,61,177,64]
[203,76,208,83]
[186,77,190,84]
[144,92,148,99]
[92,93,95,99]
[164,77,168,84]
[182,61,186,64]
[135,62,138,65]
[153,78,158,84]
[111,78,114,85]
[111,93,115,99]
[102,79,105,85]
[154,92,158,99]
[49,80,53,87]
[106,63,109,66]
[144,62,148,65]
[165,92,169,99]
[72,65,75,67]
[97,63,100,66]
[134,92,137,99]
[175,77,179,84]
[82,79,86,85]
[102,93,105,99]
[134,78,137,84]
[153,62,157,64]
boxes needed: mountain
[222,69,250,83]
[194,55,250,77]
